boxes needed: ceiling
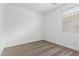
[8,3,63,14]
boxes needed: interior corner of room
[0,3,79,56]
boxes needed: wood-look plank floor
[1,40,79,56]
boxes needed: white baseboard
[45,39,79,51]
[0,47,4,56]
[5,38,42,48]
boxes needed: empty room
[0,3,79,56]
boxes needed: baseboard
[45,39,79,52]
[0,47,4,56]
[4,38,79,52]
[4,38,42,48]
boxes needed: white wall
[44,4,79,51]
[2,3,79,54]
[0,3,5,55]
[4,4,43,47]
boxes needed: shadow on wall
[3,19,42,47]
